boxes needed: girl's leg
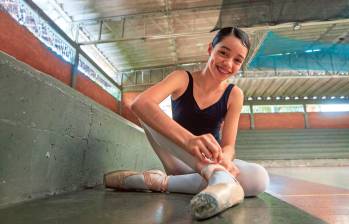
[143,127,195,175]
[143,121,269,197]
[105,121,244,219]
[141,121,198,172]
[141,122,235,176]
[139,123,246,219]
[105,121,208,193]
[234,159,270,197]
[142,122,208,194]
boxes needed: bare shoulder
[228,84,244,108]
[135,69,189,105]
[165,69,188,83]
[231,85,244,98]
[151,69,188,95]
[166,70,190,99]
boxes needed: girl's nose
[222,59,233,72]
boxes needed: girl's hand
[219,157,240,177]
[187,134,222,163]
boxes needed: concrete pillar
[249,104,255,130]
[303,104,309,128]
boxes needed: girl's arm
[131,70,221,163]
[219,85,244,176]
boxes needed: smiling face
[207,35,248,81]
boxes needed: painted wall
[309,112,349,128]
[238,114,251,130]
[0,11,119,114]
[254,113,305,129]
[253,112,349,129]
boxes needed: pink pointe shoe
[190,164,245,220]
[103,169,168,192]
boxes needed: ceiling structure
[32,0,349,103]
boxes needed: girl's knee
[250,165,269,196]
[238,163,270,197]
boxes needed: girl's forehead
[218,35,243,47]
[215,36,248,57]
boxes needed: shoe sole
[190,182,244,220]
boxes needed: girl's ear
[208,43,213,55]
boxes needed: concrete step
[236,128,349,160]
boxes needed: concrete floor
[0,186,325,224]
[268,166,349,190]
[267,166,349,223]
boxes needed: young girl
[104,27,269,219]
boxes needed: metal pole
[303,104,309,128]
[70,52,80,88]
[70,24,80,88]
[249,104,255,130]
[98,20,103,41]
[118,72,124,114]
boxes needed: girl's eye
[235,59,243,64]
[219,51,228,56]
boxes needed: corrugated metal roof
[33,0,349,101]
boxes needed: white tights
[142,122,269,197]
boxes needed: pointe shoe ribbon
[143,169,168,192]
[191,164,244,219]
[200,164,227,181]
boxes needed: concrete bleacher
[0,51,162,207]
[236,128,349,160]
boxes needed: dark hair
[211,27,250,51]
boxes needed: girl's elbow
[130,96,149,115]
[130,98,141,113]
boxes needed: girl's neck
[194,67,226,93]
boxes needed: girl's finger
[203,140,220,161]
[197,141,213,160]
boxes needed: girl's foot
[104,169,168,192]
[190,164,244,219]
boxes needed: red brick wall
[0,11,119,113]
[309,112,349,128]
[238,114,251,130]
[254,113,305,129]
[0,11,71,84]
[75,73,119,113]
